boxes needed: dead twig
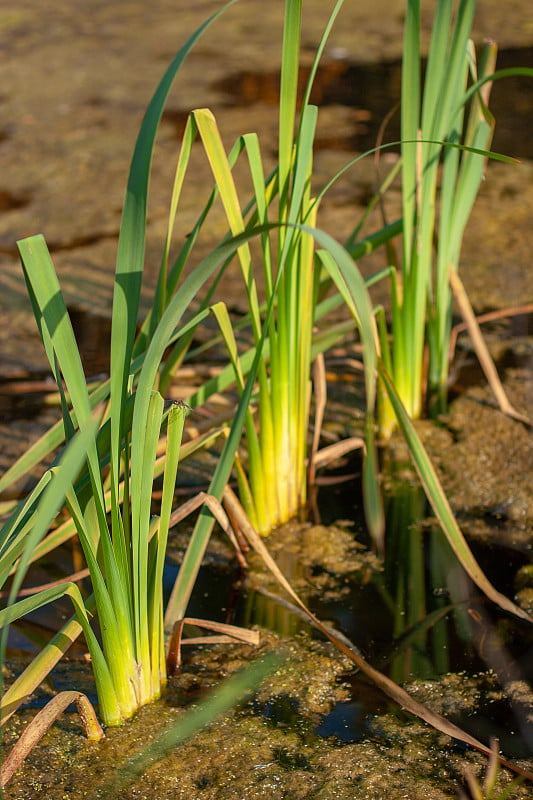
[1,691,103,787]
[449,268,532,427]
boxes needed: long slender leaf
[378,361,532,623]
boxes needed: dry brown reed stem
[221,484,533,784]
[449,268,532,427]
[1,691,103,788]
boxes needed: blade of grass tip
[152,112,200,328]
[278,0,302,221]
[1,691,103,788]
[378,360,532,622]
[401,0,421,270]
[299,0,345,112]
[419,0,453,136]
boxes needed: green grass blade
[16,235,110,550]
[152,113,200,327]
[65,486,138,719]
[300,0,345,111]
[401,0,421,269]
[0,583,122,725]
[278,0,302,217]
[88,651,284,797]
[108,0,238,514]
[0,473,52,589]
[130,390,164,702]
[149,400,189,689]
[459,66,533,108]
[16,236,92,432]
[210,302,267,530]
[378,361,532,622]
[193,109,263,344]
[165,223,382,623]
[1,419,98,609]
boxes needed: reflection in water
[378,473,461,682]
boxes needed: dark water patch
[0,374,55,419]
[212,47,533,158]
[68,305,112,378]
[0,188,31,211]
[315,700,367,743]
[0,307,112,420]
[161,108,190,139]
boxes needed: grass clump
[0,5,531,783]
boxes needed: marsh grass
[168,0,384,538]
[1,6,532,793]
[0,2,242,728]
[370,0,533,436]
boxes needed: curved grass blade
[1,691,103,788]
[165,222,383,623]
[378,361,532,623]
[108,0,238,521]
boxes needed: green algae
[4,632,533,800]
